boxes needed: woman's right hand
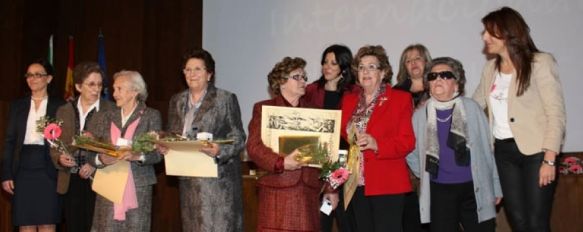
[98,153,118,166]
[2,180,14,195]
[58,153,77,167]
[284,149,303,171]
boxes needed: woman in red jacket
[246,57,338,231]
[304,44,357,232]
[341,45,415,232]
[304,44,358,110]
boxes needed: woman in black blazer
[2,59,65,231]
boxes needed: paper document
[92,160,130,204]
[160,141,218,177]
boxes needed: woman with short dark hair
[2,59,65,232]
[408,57,502,232]
[163,48,247,231]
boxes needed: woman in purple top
[406,57,502,232]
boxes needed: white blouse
[23,97,48,145]
[489,72,514,139]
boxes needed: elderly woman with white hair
[87,70,162,232]
[406,57,502,232]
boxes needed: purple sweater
[432,109,473,184]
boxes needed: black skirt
[12,145,61,226]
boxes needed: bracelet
[542,159,556,166]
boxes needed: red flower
[43,123,62,140]
[569,164,583,174]
[563,156,580,165]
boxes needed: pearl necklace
[436,114,452,123]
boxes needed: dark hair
[315,44,355,91]
[29,58,55,76]
[183,48,216,85]
[352,45,393,83]
[268,57,306,96]
[482,6,539,96]
[395,44,432,84]
[27,58,55,95]
[425,57,466,96]
[73,61,103,85]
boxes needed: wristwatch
[542,159,556,166]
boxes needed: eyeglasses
[287,73,308,82]
[357,64,381,72]
[83,81,103,89]
[183,67,206,75]
[24,73,48,79]
[427,71,456,81]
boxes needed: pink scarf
[110,118,140,221]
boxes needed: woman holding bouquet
[246,56,338,231]
[304,44,357,232]
[163,48,247,232]
[86,70,162,232]
[50,61,115,232]
[2,59,65,232]
[340,45,415,232]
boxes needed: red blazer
[304,81,360,108]
[246,95,322,231]
[246,95,321,189]
[340,84,415,196]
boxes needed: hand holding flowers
[36,116,69,155]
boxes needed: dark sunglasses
[427,71,456,81]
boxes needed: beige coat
[473,53,566,155]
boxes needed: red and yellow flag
[64,36,75,101]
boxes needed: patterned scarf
[424,96,470,178]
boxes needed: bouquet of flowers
[559,156,583,175]
[295,142,330,165]
[36,116,69,154]
[73,131,159,158]
[294,142,350,189]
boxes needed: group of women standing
[246,6,565,232]
[2,6,565,232]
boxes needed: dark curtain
[0,0,202,231]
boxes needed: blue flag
[98,31,110,100]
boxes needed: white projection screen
[203,0,583,152]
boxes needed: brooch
[378,96,388,106]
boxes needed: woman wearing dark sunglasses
[473,7,566,232]
[407,57,502,232]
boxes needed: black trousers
[350,186,405,232]
[494,139,556,232]
[63,174,96,232]
[402,191,428,232]
[430,181,495,232]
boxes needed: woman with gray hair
[87,70,162,232]
[406,57,502,231]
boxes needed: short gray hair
[425,57,466,96]
[113,70,148,101]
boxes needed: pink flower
[569,164,583,174]
[563,156,580,165]
[328,167,350,189]
[43,123,62,140]
[331,168,349,182]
